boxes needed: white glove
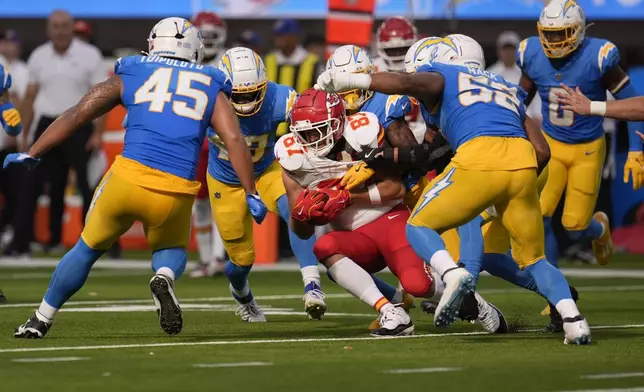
[314,70,371,93]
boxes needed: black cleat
[543,286,579,333]
[14,313,52,339]
[420,300,438,315]
[458,291,480,322]
[0,289,7,303]
[150,274,183,335]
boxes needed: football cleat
[369,291,414,331]
[150,274,183,335]
[591,212,613,266]
[371,306,414,337]
[434,267,475,328]
[563,315,592,345]
[234,299,266,322]
[14,313,52,339]
[189,259,226,278]
[303,282,327,320]
[420,300,438,315]
[0,289,6,303]
[543,286,579,333]
[474,292,508,333]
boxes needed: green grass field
[0,257,643,392]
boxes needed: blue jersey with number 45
[208,81,297,184]
[416,62,527,150]
[518,36,619,144]
[117,55,231,180]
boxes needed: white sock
[328,257,390,312]
[428,268,445,302]
[430,250,459,278]
[555,298,581,320]
[212,224,226,260]
[36,300,58,322]
[156,267,175,281]
[193,199,214,262]
[230,282,250,299]
[301,265,321,287]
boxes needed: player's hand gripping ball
[316,187,351,222]
[291,189,329,225]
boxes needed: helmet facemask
[537,22,584,58]
[231,82,267,116]
[291,117,343,157]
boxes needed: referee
[7,10,106,256]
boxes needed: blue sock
[277,195,318,270]
[457,216,484,284]
[43,239,104,309]
[371,274,398,302]
[152,248,187,280]
[568,218,604,241]
[525,259,572,306]
[482,253,540,294]
[225,261,253,304]
[405,224,446,263]
[543,217,559,268]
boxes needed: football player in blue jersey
[6,17,264,338]
[208,47,326,322]
[316,34,592,344]
[517,0,644,272]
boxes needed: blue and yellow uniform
[408,63,545,267]
[358,91,411,131]
[206,81,296,266]
[0,64,22,136]
[518,36,616,231]
[83,55,231,250]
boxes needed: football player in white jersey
[193,12,228,66]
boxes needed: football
[307,188,331,226]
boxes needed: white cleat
[371,306,414,337]
[563,316,592,345]
[303,289,327,320]
[434,268,475,328]
[234,299,267,323]
[189,259,226,278]
[474,292,508,333]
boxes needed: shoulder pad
[516,36,539,70]
[343,112,383,153]
[273,83,297,122]
[275,134,306,171]
[596,39,620,75]
[385,94,412,120]
[210,67,233,97]
[114,56,137,75]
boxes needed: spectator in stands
[303,34,326,61]
[487,30,542,122]
[5,10,107,256]
[232,29,263,55]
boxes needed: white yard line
[581,373,644,380]
[553,388,644,392]
[193,362,273,368]
[384,367,462,374]
[0,324,643,354]
[11,357,89,363]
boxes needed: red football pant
[313,205,433,298]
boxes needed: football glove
[341,161,376,190]
[624,151,644,190]
[317,188,351,222]
[3,152,40,170]
[245,193,268,224]
[291,189,327,222]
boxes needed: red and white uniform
[275,112,433,297]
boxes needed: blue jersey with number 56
[416,62,527,150]
[518,36,619,144]
[117,55,231,180]
[208,81,297,185]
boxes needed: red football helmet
[290,89,346,157]
[192,12,227,59]
[376,16,418,71]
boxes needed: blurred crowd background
[1,0,644,263]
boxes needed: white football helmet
[537,0,586,58]
[148,17,204,64]
[404,37,443,73]
[431,34,486,69]
[218,47,268,116]
[326,45,375,112]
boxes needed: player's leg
[15,172,132,338]
[500,168,590,344]
[406,166,499,328]
[207,174,264,322]
[562,137,611,264]
[456,216,485,284]
[313,230,413,337]
[539,149,568,268]
[260,161,326,319]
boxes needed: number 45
[135,67,212,121]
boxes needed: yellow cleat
[540,303,551,317]
[591,211,613,266]
[368,291,414,332]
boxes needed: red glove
[317,187,352,221]
[291,189,328,222]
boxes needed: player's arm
[19,82,38,149]
[282,170,315,240]
[27,76,122,158]
[210,92,257,195]
[348,176,406,207]
[557,84,644,121]
[385,118,417,147]
[357,137,453,172]
[524,113,550,174]
[519,74,538,106]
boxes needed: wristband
[590,101,607,116]
[367,184,381,205]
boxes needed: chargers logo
[564,0,578,14]
[598,42,616,73]
[414,37,444,59]
[518,39,528,67]
[412,167,455,216]
[386,95,402,117]
[221,53,233,78]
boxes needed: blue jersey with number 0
[117,55,231,180]
[517,36,619,144]
[416,62,527,150]
[208,81,296,185]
